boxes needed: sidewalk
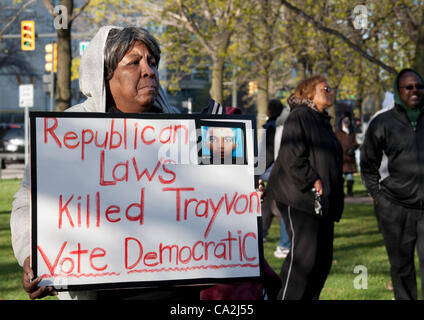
[0,163,25,180]
[344,195,373,205]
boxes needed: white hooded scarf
[73,25,178,114]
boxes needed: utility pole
[232,66,237,108]
[18,84,33,166]
[49,59,55,111]
[45,42,57,111]
[223,66,238,108]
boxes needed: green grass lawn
[0,176,420,300]
[0,179,27,300]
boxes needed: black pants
[375,195,424,300]
[262,195,282,239]
[277,202,334,300]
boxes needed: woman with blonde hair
[267,75,344,300]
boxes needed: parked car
[0,124,25,169]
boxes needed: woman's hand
[313,179,323,195]
[258,179,265,202]
[22,256,57,299]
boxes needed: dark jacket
[360,103,424,208]
[263,116,278,170]
[267,95,344,222]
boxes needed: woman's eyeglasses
[399,84,424,91]
[321,86,333,93]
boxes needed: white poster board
[30,113,262,291]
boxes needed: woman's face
[313,81,334,112]
[108,41,159,113]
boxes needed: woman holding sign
[10,26,188,300]
[12,26,267,301]
[267,75,344,300]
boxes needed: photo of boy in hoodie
[201,125,245,165]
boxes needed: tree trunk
[355,80,364,121]
[209,54,224,104]
[56,26,72,111]
[355,61,364,119]
[256,72,269,130]
[414,10,424,77]
[51,0,73,111]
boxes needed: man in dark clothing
[263,99,284,170]
[261,99,284,242]
[360,68,424,300]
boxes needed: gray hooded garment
[10,26,179,300]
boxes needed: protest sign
[30,112,263,291]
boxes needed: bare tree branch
[42,0,56,17]
[0,0,37,36]
[200,0,217,27]
[280,0,397,75]
[43,0,90,22]
[391,0,418,42]
[170,0,215,55]
[395,1,418,28]
[70,0,90,22]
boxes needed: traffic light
[21,20,35,51]
[248,81,258,95]
[45,43,57,73]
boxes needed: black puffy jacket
[360,103,424,208]
[267,95,344,222]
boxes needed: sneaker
[274,246,290,259]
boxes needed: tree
[0,1,37,81]
[390,0,424,75]
[280,0,399,75]
[76,0,144,29]
[42,0,90,111]
[229,0,288,127]
[277,0,422,119]
[0,0,37,39]
[77,0,423,121]
[143,0,246,104]
[280,0,424,77]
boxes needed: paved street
[344,195,373,205]
[0,162,25,180]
